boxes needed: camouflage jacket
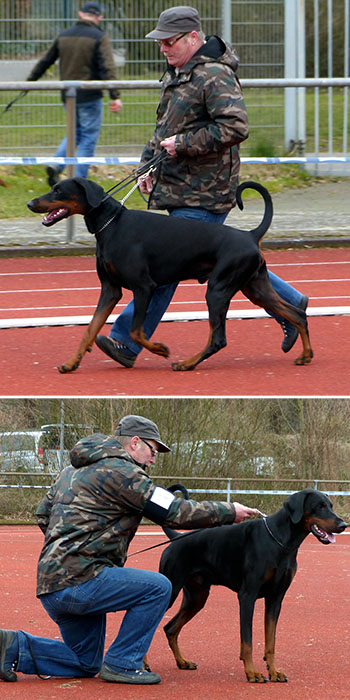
[35,433,237,596]
[142,35,249,213]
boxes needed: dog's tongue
[311,523,336,543]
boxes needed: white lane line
[1,306,350,329]
[1,278,350,295]
[1,260,350,278]
[2,296,350,314]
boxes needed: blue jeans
[109,207,304,356]
[16,566,172,677]
[56,99,103,179]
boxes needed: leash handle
[120,164,157,206]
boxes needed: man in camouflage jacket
[0,415,258,686]
[96,6,308,369]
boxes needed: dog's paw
[56,361,79,373]
[246,671,267,683]
[171,360,195,371]
[152,342,170,358]
[269,671,288,682]
[177,660,197,670]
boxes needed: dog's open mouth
[42,207,69,227]
[310,523,336,544]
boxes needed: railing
[1,473,350,503]
[1,77,350,240]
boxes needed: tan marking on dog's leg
[129,328,170,358]
[57,306,116,373]
[171,326,214,371]
[240,642,266,683]
[263,613,287,682]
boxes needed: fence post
[284,0,306,151]
[227,478,231,503]
[221,0,232,45]
[65,86,76,242]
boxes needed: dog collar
[93,212,118,235]
[262,517,290,550]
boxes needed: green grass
[0,162,327,219]
[0,87,349,157]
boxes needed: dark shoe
[100,662,161,684]
[46,166,60,187]
[95,335,136,368]
[0,630,18,682]
[281,294,309,353]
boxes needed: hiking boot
[100,662,161,684]
[281,294,309,353]
[46,166,60,187]
[95,336,136,368]
[0,630,18,682]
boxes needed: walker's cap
[115,415,171,453]
[146,6,202,40]
[81,1,102,15]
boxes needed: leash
[103,150,169,203]
[120,162,160,206]
[127,529,199,558]
[128,509,269,559]
[1,90,28,116]
[87,150,169,230]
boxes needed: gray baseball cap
[146,6,202,40]
[115,414,171,453]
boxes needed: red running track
[0,248,350,396]
[0,525,349,700]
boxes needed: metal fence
[1,474,350,503]
[0,1,348,158]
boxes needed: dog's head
[283,488,347,544]
[27,177,106,226]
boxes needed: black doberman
[27,177,313,373]
[159,489,347,683]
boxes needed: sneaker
[46,166,60,187]
[95,335,136,368]
[281,294,309,353]
[100,662,161,684]
[0,630,18,682]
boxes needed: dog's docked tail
[163,483,190,541]
[236,180,273,242]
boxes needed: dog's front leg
[263,594,289,682]
[239,590,267,683]
[57,284,122,373]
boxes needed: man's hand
[138,174,153,194]
[160,135,177,156]
[109,98,123,113]
[233,503,261,523]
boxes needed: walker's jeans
[109,206,304,355]
[16,566,172,677]
[55,99,103,179]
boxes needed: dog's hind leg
[57,283,122,373]
[242,263,313,365]
[164,579,210,670]
[239,589,267,683]
[172,279,234,371]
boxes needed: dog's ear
[283,488,315,523]
[73,177,105,209]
